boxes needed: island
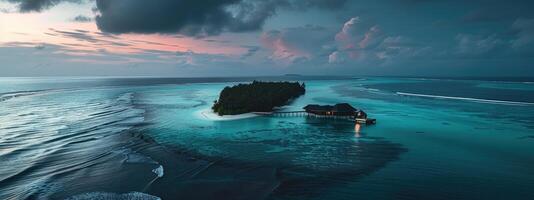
[212,81,305,115]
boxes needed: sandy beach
[196,108,259,121]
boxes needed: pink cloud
[359,25,382,49]
[335,17,363,43]
[0,13,249,61]
[329,17,425,65]
[335,17,383,51]
[261,25,331,65]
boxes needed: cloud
[3,0,346,36]
[328,51,347,64]
[5,0,82,12]
[460,1,534,23]
[329,17,432,65]
[330,17,382,63]
[3,0,534,76]
[335,17,384,50]
[511,18,534,48]
[48,28,132,47]
[259,17,429,66]
[240,45,260,59]
[94,0,346,37]
[453,19,534,58]
[0,42,205,76]
[378,36,430,58]
[455,34,507,56]
[94,0,238,36]
[335,17,365,49]
[72,15,92,22]
[261,25,334,65]
[34,44,46,50]
[2,40,234,68]
[1,7,13,13]
[461,8,504,23]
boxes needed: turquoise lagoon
[1,77,533,199]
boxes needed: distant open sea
[1,76,534,200]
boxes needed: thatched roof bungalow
[303,103,367,118]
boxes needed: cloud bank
[94,0,346,36]
[5,0,346,36]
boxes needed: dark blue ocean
[1,76,534,200]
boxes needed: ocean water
[1,77,534,200]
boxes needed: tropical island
[212,81,306,115]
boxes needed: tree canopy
[212,81,305,115]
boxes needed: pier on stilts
[254,111,308,117]
[252,104,377,125]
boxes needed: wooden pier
[252,110,376,124]
[254,111,308,117]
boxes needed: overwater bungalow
[303,103,375,124]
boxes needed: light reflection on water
[354,123,361,138]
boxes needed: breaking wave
[396,92,534,106]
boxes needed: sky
[1,0,534,77]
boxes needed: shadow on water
[267,118,406,199]
[141,117,406,200]
[269,141,406,199]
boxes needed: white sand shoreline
[196,108,259,121]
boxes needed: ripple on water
[0,90,153,199]
[65,192,161,200]
[143,117,407,199]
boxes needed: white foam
[366,88,380,92]
[152,165,164,178]
[396,92,534,106]
[196,109,258,121]
[0,91,39,102]
[65,191,161,200]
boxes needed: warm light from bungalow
[354,123,361,137]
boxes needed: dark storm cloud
[460,1,534,23]
[94,0,240,36]
[2,0,346,36]
[5,0,81,12]
[94,0,347,36]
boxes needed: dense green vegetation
[212,81,306,115]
